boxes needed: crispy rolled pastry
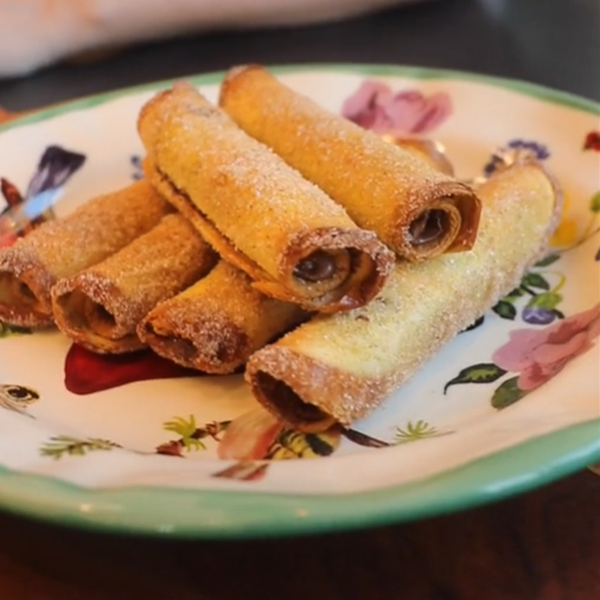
[0,181,170,328]
[245,160,564,432]
[389,138,455,177]
[138,260,308,374]
[138,82,394,313]
[51,213,217,354]
[219,65,482,261]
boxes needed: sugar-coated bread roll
[245,160,563,432]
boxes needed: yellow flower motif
[550,191,578,247]
[550,218,578,247]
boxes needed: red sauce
[64,343,202,395]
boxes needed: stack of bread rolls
[0,65,563,432]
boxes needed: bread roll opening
[408,208,449,246]
[254,370,332,430]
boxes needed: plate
[0,64,599,538]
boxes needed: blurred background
[0,0,598,111]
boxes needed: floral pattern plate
[0,65,598,539]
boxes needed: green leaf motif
[163,415,207,452]
[460,315,485,333]
[590,191,600,214]
[521,272,550,291]
[444,363,507,394]
[0,321,31,338]
[534,253,560,268]
[491,377,529,409]
[394,420,450,444]
[503,287,525,302]
[526,291,562,310]
[492,300,517,320]
[40,436,120,460]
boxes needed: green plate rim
[0,63,599,539]
[0,63,598,137]
[0,418,598,538]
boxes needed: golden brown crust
[140,306,251,374]
[245,161,564,430]
[220,64,482,261]
[0,260,57,328]
[0,181,171,328]
[51,213,217,354]
[142,158,272,285]
[387,138,455,176]
[138,260,309,374]
[138,83,394,313]
[246,345,385,432]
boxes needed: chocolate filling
[91,304,118,333]
[255,371,329,424]
[18,282,37,302]
[141,322,200,363]
[293,250,338,282]
[165,336,198,363]
[0,272,39,308]
[143,319,249,367]
[158,168,358,298]
[57,289,119,338]
[408,209,448,246]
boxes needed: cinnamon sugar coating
[138,82,394,313]
[139,260,308,373]
[220,65,482,261]
[246,161,564,431]
[0,181,170,328]
[51,213,217,354]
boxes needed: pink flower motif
[492,303,600,391]
[341,80,452,136]
[217,406,283,461]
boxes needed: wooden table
[0,470,599,600]
[1,1,599,598]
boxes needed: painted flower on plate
[341,80,452,136]
[549,191,578,248]
[217,407,283,461]
[583,131,600,151]
[483,139,550,177]
[217,407,342,461]
[492,303,600,391]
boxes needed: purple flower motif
[25,146,86,199]
[341,80,452,137]
[521,291,562,325]
[1,145,85,246]
[522,307,557,325]
[484,139,550,176]
[131,155,143,181]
